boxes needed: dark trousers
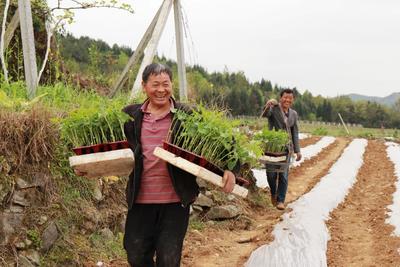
[267,169,289,203]
[123,203,190,267]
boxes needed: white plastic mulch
[299,133,310,140]
[246,139,368,267]
[291,136,336,168]
[385,142,400,236]
[253,136,336,188]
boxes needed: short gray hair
[142,63,173,83]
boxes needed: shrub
[312,126,328,136]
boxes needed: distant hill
[345,93,400,107]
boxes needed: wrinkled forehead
[147,72,171,82]
[281,92,294,99]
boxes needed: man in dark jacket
[122,63,236,267]
[262,89,302,210]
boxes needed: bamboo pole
[338,113,350,134]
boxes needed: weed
[27,229,42,249]
[312,127,328,136]
[189,217,205,231]
[357,131,375,139]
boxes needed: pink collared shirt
[135,100,180,204]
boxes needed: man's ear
[141,81,146,92]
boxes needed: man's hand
[296,153,302,161]
[222,170,236,193]
[266,99,278,108]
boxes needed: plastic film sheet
[386,142,400,236]
[246,139,367,267]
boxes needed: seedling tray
[153,146,248,198]
[163,142,224,175]
[72,140,130,155]
[69,148,134,178]
[259,152,290,173]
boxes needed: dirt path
[327,140,400,267]
[182,138,349,267]
[299,136,321,148]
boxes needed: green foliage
[189,217,205,231]
[59,97,132,147]
[169,106,263,171]
[27,229,42,249]
[253,127,289,154]
[393,129,399,138]
[312,126,329,136]
[89,232,126,259]
[169,106,240,170]
[247,188,269,208]
[357,131,375,139]
[56,34,400,129]
[1,82,138,147]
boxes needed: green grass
[247,188,269,208]
[299,122,399,139]
[27,229,42,249]
[189,217,206,231]
[237,116,399,140]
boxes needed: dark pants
[123,203,190,267]
[267,166,290,203]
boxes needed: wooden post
[173,0,188,101]
[0,0,10,82]
[338,113,350,134]
[109,5,162,97]
[130,0,173,99]
[18,0,38,99]
[4,8,19,50]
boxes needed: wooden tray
[153,147,248,198]
[69,148,134,178]
[259,154,287,163]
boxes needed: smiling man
[121,63,236,267]
[262,89,302,210]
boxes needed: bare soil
[182,137,350,267]
[299,136,321,148]
[327,140,400,267]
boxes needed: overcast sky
[47,0,400,97]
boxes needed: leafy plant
[167,106,262,171]
[60,97,132,147]
[27,229,42,249]
[312,126,328,136]
[253,127,289,154]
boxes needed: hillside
[346,92,400,107]
[56,34,400,128]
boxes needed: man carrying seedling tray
[261,89,302,210]
[121,63,236,267]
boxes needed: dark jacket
[264,104,300,153]
[122,99,199,210]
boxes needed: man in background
[262,89,302,210]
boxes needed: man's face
[280,92,294,110]
[142,73,172,109]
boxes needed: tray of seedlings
[153,107,261,198]
[254,128,291,173]
[65,101,134,178]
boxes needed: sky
[47,0,400,98]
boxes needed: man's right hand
[266,99,278,108]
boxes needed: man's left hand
[296,153,302,161]
[222,170,236,193]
